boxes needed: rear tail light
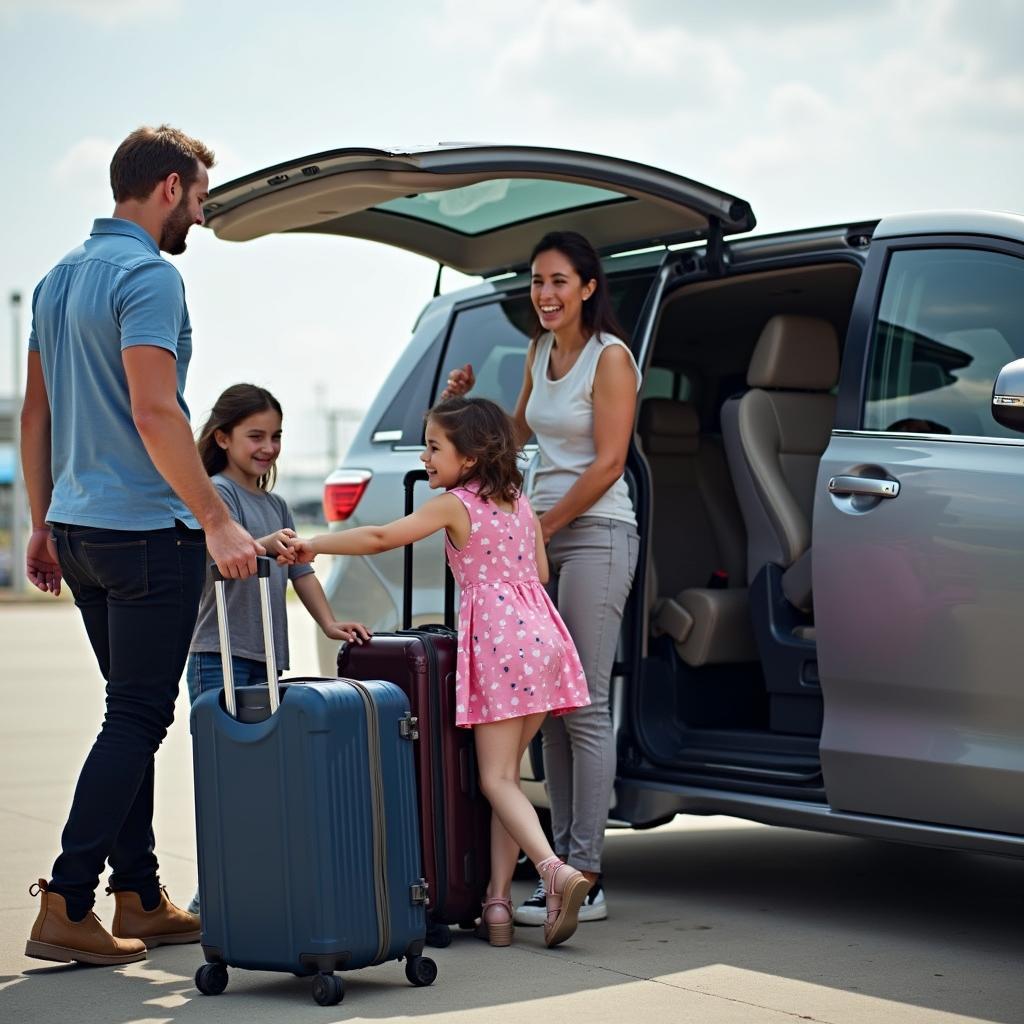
[323,469,372,522]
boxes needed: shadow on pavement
[1,822,1021,1023]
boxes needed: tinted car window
[372,339,445,445]
[864,248,1024,437]
[640,366,675,400]
[640,367,692,402]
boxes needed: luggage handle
[402,470,455,631]
[210,556,280,719]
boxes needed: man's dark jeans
[48,521,206,918]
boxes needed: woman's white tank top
[524,332,641,526]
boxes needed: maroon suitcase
[337,470,490,948]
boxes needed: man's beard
[160,196,193,255]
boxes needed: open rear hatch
[203,144,756,276]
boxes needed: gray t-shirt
[189,475,314,671]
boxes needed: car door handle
[828,475,900,498]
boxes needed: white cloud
[50,133,245,197]
[428,0,744,111]
[51,136,115,191]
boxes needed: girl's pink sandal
[538,856,591,948]
[476,896,514,947]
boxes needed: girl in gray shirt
[186,384,369,913]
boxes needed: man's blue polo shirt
[28,218,199,530]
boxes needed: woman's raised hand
[441,362,475,400]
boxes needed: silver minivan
[204,147,1024,859]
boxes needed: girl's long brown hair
[427,397,523,504]
[196,384,283,491]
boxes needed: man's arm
[20,352,61,594]
[122,345,262,578]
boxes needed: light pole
[9,291,25,593]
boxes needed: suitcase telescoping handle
[402,469,455,630]
[210,555,280,719]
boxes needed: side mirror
[992,358,1024,432]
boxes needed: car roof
[874,210,1024,243]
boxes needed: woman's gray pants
[542,516,639,873]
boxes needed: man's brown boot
[25,880,146,965]
[111,887,201,948]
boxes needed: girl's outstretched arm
[286,492,466,562]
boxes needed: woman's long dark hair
[529,230,628,343]
[427,397,523,504]
[196,384,283,491]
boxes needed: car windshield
[374,178,627,236]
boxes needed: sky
[2,0,1023,495]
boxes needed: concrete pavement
[1,601,1021,1024]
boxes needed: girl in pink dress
[285,397,592,949]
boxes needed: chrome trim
[828,475,900,499]
[372,429,403,443]
[993,395,1024,407]
[214,563,281,718]
[213,579,236,718]
[634,260,675,370]
[325,467,373,484]
[831,429,1024,448]
[258,576,281,714]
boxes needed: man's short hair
[110,125,215,202]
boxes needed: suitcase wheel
[312,973,345,1006]
[405,955,438,988]
[426,921,452,948]
[195,962,228,996]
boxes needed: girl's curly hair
[426,396,523,504]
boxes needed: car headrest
[638,398,699,455]
[747,314,839,391]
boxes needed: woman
[442,230,641,924]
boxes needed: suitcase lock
[400,713,419,741]
[410,879,430,906]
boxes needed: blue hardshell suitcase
[190,557,436,1007]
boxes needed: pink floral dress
[445,485,590,728]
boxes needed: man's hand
[206,518,264,579]
[26,527,61,596]
[441,363,475,400]
[321,620,372,644]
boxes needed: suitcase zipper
[342,678,391,964]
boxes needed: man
[20,125,263,965]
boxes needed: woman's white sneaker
[578,880,607,921]
[514,878,607,924]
